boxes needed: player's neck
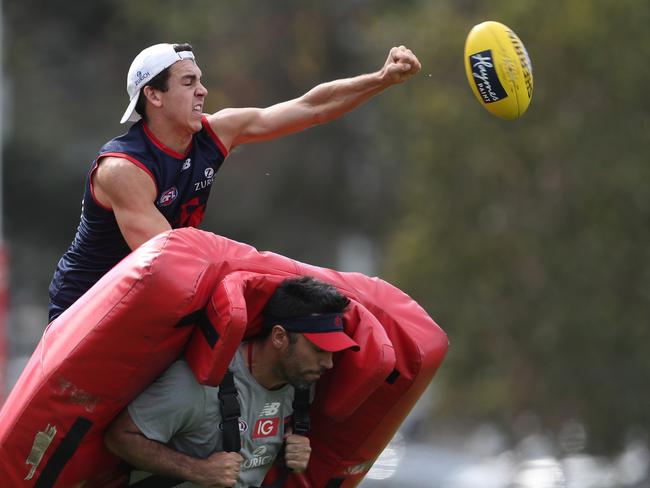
[144,117,193,155]
[243,340,287,391]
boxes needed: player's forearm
[105,432,201,483]
[300,71,391,124]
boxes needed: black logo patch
[469,50,508,103]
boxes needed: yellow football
[464,21,534,120]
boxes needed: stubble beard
[280,345,318,390]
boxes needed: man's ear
[270,325,289,350]
[142,86,163,108]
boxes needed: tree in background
[378,0,650,454]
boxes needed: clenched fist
[284,434,312,473]
[194,451,242,487]
[380,45,422,84]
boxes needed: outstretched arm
[105,409,242,487]
[209,46,421,150]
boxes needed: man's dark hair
[134,43,194,122]
[261,276,349,339]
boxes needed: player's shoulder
[94,156,152,185]
[97,155,136,169]
[205,108,260,151]
[165,359,198,382]
[156,360,198,386]
[154,360,204,401]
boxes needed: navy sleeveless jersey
[48,116,227,320]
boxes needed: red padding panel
[316,300,396,421]
[184,273,250,386]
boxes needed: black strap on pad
[175,309,220,348]
[219,369,242,453]
[34,417,93,488]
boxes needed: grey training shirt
[128,347,295,488]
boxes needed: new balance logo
[260,402,280,417]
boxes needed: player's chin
[301,372,322,386]
[188,114,203,132]
[305,372,321,382]
[289,375,318,390]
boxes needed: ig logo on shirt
[253,418,279,438]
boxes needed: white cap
[120,43,196,124]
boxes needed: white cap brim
[120,91,142,124]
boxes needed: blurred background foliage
[3,0,649,457]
